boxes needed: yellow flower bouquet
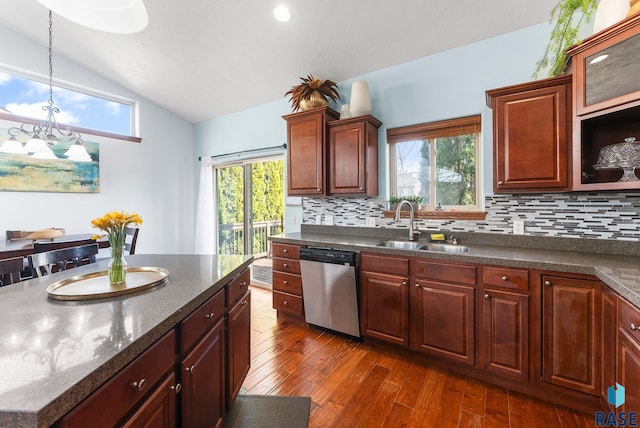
[91,211,143,285]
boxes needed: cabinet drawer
[273,291,304,316]
[619,297,640,340]
[59,330,176,428]
[483,266,529,291]
[181,288,226,352]
[361,253,409,276]
[415,260,477,285]
[273,271,303,296]
[227,268,250,306]
[272,257,301,275]
[272,243,300,259]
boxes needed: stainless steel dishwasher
[299,247,360,338]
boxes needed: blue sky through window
[0,71,132,136]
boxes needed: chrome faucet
[394,200,421,241]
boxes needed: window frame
[387,115,484,216]
[0,65,141,143]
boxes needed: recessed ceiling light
[589,54,609,64]
[274,5,291,23]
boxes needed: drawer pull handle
[241,281,247,286]
[632,323,638,331]
[501,276,509,281]
[171,383,182,394]
[484,293,491,300]
[544,280,552,286]
[401,281,406,287]
[415,283,420,288]
[205,312,215,319]
[186,365,195,374]
[283,263,288,268]
[283,300,288,305]
[498,180,504,185]
[241,300,248,305]
[317,188,321,192]
[131,378,146,391]
[283,249,288,253]
[283,280,288,285]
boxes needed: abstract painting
[0,127,100,193]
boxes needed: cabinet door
[481,288,529,380]
[490,77,571,192]
[601,286,617,410]
[618,329,640,414]
[181,318,225,428]
[329,123,366,194]
[121,373,177,428]
[542,275,600,395]
[360,271,409,347]
[227,290,251,411]
[286,111,327,195]
[412,281,475,365]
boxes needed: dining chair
[124,227,139,255]
[28,243,99,277]
[0,256,25,286]
[33,238,95,253]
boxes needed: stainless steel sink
[420,243,470,253]
[375,240,425,250]
[375,240,470,253]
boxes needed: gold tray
[46,266,169,301]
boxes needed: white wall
[0,24,195,254]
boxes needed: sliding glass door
[215,157,284,256]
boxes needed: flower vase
[108,245,127,285]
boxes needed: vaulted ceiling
[0,0,559,124]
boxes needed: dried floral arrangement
[284,74,340,111]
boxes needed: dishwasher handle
[299,248,358,266]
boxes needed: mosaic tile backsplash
[301,192,640,241]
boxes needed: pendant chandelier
[0,10,92,162]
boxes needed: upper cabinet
[567,14,640,190]
[328,115,381,196]
[283,107,380,197]
[283,107,339,196]
[486,76,572,192]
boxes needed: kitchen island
[0,253,253,428]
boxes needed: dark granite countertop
[270,226,640,309]
[0,253,253,428]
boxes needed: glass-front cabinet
[568,13,640,190]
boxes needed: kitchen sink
[375,240,425,250]
[375,240,470,253]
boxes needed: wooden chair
[0,256,25,286]
[28,244,99,277]
[33,238,95,253]
[124,227,139,255]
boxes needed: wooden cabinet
[360,253,410,347]
[486,76,572,192]
[328,115,381,196]
[412,260,477,365]
[58,331,177,428]
[283,107,339,196]
[480,266,530,380]
[567,14,640,190]
[617,296,640,413]
[227,290,251,411]
[272,243,304,318]
[542,274,601,395]
[601,286,618,411]
[181,318,225,428]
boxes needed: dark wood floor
[243,286,599,427]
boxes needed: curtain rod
[198,143,287,161]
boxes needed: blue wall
[193,22,563,232]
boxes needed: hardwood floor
[244,286,598,427]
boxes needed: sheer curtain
[194,157,215,254]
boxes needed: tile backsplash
[302,192,640,241]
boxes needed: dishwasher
[299,247,360,338]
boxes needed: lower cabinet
[227,290,251,411]
[542,274,601,396]
[360,253,409,347]
[122,372,177,428]
[181,317,226,428]
[617,296,640,413]
[601,286,618,411]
